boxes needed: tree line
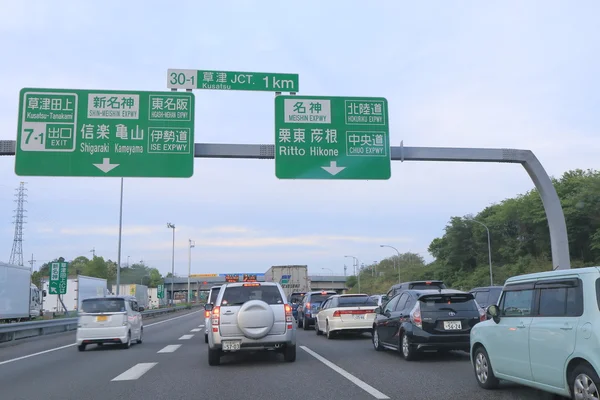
[347,168,600,293]
[31,255,166,290]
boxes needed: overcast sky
[0,0,598,277]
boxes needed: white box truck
[43,275,108,313]
[0,262,43,322]
[117,284,149,309]
[264,265,310,299]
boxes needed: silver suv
[204,281,296,366]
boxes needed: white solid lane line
[111,363,158,381]
[0,309,203,367]
[300,346,390,400]
[157,345,181,353]
[190,328,201,332]
[179,334,194,340]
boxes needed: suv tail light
[211,306,220,332]
[476,303,486,322]
[410,302,422,328]
[285,304,293,329]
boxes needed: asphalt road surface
[0,311,563,400]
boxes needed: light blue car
[470,266,600,399]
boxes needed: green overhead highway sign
[49,262,68,295]
[167,69,299,92]
[274,95,391,180]
[15,88,195,178]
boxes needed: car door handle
[560,325,573,331]
[517,323,526,328]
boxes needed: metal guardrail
[0,304,204,343]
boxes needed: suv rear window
[419,294,477,312]
[339,296,377,307]
[82,298,125,313]
[221,285,283,306]
[208,287,220,304]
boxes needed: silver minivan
[76,295,144,351]
[204,285,221,343]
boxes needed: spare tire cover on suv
[236,300,275,339]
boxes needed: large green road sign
[157,284,165,299]
[274,95,391,180]
[49,262,68,295]
[15,88,195,178]
[167,69,299,92]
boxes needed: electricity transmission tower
[9,182,27,266]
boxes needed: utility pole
[90,247,96,258]
[167,223,176,306]
[28,253,36,272]
[188,239,195,303]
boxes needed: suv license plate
[222,341,241,351]
[443,321,462,330]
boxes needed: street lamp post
[322,268,334,291]
[467,218,494,286]
[188,239,195,303]
[380,244,401,284]
[344,255,360,293]
[167,223,176,306]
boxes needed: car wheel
[297,315,303,328]
[204,334,208,343]
[473,346,499,389]
[570,363,600,400]
[208,348,221,366]
[400,332,417,361]
[326,321,335,339]
[372,327,384,351]
[136,328,143,344]
[122,331,131,349]
[315,319,323,336]
[78,344,86,352]
[283,345,296,362]
[303,316,310,330]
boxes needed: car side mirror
[138,306,145,312]
[374,306,382,314]
[42,290,47,297]
[487,305,500,323]
[204,304,214,311]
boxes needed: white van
[76,295,144,351]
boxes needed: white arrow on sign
[93,158,120,173]
[49,287,57,294]
[321,161,346,176]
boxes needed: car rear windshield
[338,296,377,307]
[419,294,477,312]
[221,285,283,306]
[289,293,305,303]
[309,294,333,305]
[81,298,126,313]
[208,288,220,303]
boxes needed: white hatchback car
[76,295,144,351]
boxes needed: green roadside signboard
[157,284,165,299]
[49,262,68,295]
[167,69,299,93]
[15,88,195,178]
[274,95,391,180]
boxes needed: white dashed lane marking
[157,345,181,353]
[179,334,194,340]
[111,363,157,381]
[191,328,202,332]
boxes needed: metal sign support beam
[0,139,570,270]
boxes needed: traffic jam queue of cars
[194,267,600,400]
